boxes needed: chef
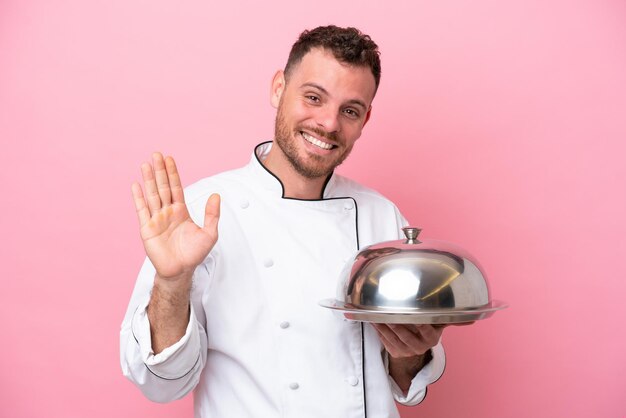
[121,25,447,418]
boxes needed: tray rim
[318,299,508,324]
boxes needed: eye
[306,95,320,103]
[343,108,360,119]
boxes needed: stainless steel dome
[320,227,507,324]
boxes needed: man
[121,26,447,417]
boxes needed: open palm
[132,153,220,280]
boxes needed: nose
[315,105,341,134]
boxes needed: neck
[263,147,330,200]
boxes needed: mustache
[300,126,339,143]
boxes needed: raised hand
[131,152,220,281]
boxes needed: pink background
[1,0,625,417]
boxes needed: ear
[270,70,286,109]
[363,106,372,127]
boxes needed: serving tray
[319,299,508,324]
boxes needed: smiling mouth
[301,131,336,150]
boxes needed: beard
[273,104,354,179]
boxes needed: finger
[131,182,150,227]
[152,152,172,207]
[388,324,421,346]
[374,324,406,355]
[376,327,401,358]
[389,324,432,355]
[141,162,161,214]
[414,325,444,346]
[373,324,401,357]
[165,156,185,204]
[203,193,221,236]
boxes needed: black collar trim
[253,141,334,201]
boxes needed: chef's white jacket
[120,142,445,418]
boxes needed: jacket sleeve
[119,257,212,402]
[386,342,446,405]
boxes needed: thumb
[203,193,221,235]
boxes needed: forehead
[287,48,377,106]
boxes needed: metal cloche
[320,227,508,324]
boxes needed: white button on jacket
[120,142,445,418]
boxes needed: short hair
[284,25,381,91]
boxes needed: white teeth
[302,132,333,150]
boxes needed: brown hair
[284,25,381,91]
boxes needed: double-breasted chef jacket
[121,142,445,418]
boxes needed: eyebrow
[300,82,368,111]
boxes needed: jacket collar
[249,141,338,200]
